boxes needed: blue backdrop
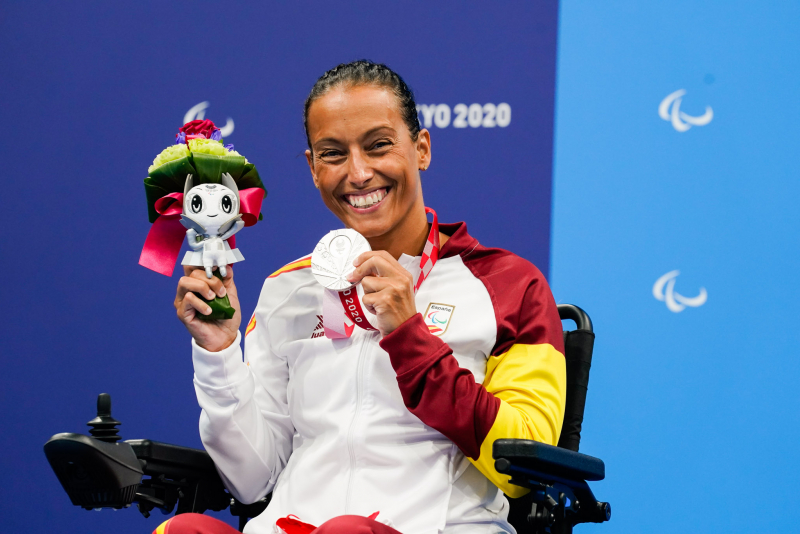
[2,2,799,533]
[552,2,800,533]
[0,2,557,532]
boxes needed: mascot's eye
[221,195,233,214]
[191,195,203,213]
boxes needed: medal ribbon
[323,207,440,339]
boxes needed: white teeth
[347,188,387,208]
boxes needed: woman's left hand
[347,251,416,336]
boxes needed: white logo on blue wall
[184,102,235,137]
[658,90,713,132]
[653,270,707,313]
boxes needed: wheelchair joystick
[87,393,122,443]
[44,393,143,510]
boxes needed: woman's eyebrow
[313,136,345,147]
[314,126,397,148]
[362,126,396,139]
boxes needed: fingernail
[346,271,355,281]
[207,291,215,299]
[206,307,212,315]
[219,287,227,297]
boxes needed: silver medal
[311,229,372,291]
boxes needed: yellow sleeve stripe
[268,256,311,278]
[244,315,257,337]
[469,342,566,498]
[153,518,169,534]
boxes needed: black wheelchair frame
[44,304,609,533]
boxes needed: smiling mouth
[343,187,390,210]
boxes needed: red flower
[179,119,218,139]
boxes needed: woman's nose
[347,150,373,185]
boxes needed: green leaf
[147,155,197,192]
[143,151,266,225]
[144,178,175,223]
[190,153,247,183]
[237,162,267,192]
[193,271,236,321]
[194,293,237,321]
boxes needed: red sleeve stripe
[380,222,563,463]
[380,313,499,460]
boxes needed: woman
[166,61,566,534]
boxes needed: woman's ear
[416,129,431,171]
[305,149,320,189]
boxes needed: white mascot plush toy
[180,172,245,278]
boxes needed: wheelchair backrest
[556,304,595,453]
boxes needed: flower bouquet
[139,120,267,320]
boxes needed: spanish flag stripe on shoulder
[245,315,257,337]
[268,256,312,278]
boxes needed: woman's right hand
[175,265,242,352]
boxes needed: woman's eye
[191,195,203,213]
[221,195,233,214]
[372,140,392,150]
[320,150,342,159]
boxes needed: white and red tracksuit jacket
[191,222,566,534]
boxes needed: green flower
[188,138,229,156]
[148,144,190,173]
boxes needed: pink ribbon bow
[138,188,265,276]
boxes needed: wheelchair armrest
[493,439,604,483]
[126,439,219,481]
[126,439,270,530]
[123,439,231,515]
[494,439,611,525]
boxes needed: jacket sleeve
[192,284,296,504]
[379,268,565,498]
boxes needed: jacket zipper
[344,332,371,513]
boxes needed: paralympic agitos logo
[652,270,707,313]
[423,303,455,336]
[185,102,235,137]
[658,90,713,132]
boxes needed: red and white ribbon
[323,207,440,339]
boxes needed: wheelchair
[44,304,610,533]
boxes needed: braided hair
[303,60,421,149]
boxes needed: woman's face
[305,84,431,240]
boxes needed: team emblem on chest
[423,303,456,336]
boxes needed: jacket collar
[438,221,478,260]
